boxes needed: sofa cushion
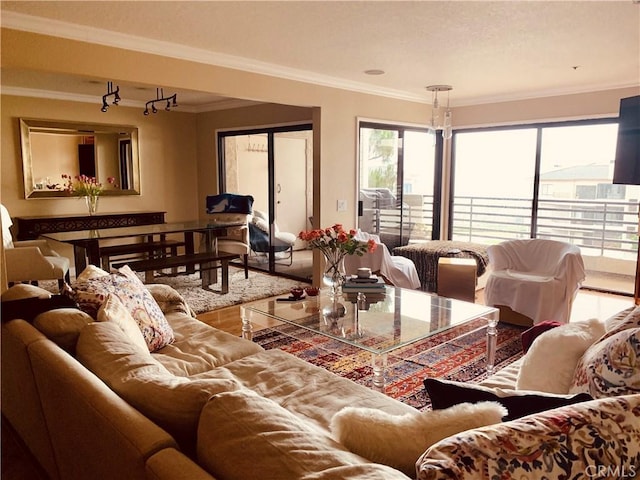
[218,349,416,432]
[97,294,149,354]
[32,308,93,354]
[569,327,640,398]
[416,394,640,480]
[330,401,506,477]
[197,389,411,480]
[153,313,264,376]
[70,265,174,352]
[424,377,592,421]
[76,322,240,451]
[516,318,605,394]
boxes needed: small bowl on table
[290,287,305,300]
[304,286,320,297]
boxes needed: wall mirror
[19,118,141,199]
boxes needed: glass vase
[85,195,99,215]
[322,250,346,297]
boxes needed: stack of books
[342,275,386,293]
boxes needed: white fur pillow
[330,401,507,477]
[516,318,606,394]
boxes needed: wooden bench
[100,240,185,270]
[113,251,239,293]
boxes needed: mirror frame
[19,118,141,199]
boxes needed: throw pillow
[75,264,111,282]
[32,307,93,353]
[516,318,606,394]
[569,327,640,398]
[602,305,640,340]
[1,284,51,301]
[416,395,640,480]
[70,265,174,352]
[604,305,637,333]
[330,401,507,477]
[424,377,593,421]
[97,294,149,354]
[520,320,562,353]
[2,295,79,323]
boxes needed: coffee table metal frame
[240,286,499,392]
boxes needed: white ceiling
[1,1,639,110]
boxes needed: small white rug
[143,268,305,314]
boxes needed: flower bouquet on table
[299,224,376,294]
[62,174,116,215]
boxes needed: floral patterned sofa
[416,305,640,479]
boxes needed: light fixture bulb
[165,100,171,111]
[143,108,149,116]
[152,104,157,114]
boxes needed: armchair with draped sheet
[2,204,70,290]
[484,238,585,325]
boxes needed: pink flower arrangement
[298,224,376,257]
[62,174,116,197]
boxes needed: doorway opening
[219,124,313,281]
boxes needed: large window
[358,122,441,250]
[450,119,639,295]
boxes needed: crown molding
[1,11,428,104]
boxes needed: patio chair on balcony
[484,238,585,326]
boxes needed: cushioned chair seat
[484,239,585,324]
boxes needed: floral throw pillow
[416,395,640,480]
[70,265,174,352]
[569,327,639,398]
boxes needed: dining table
[41,219,244,286]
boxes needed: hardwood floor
[2,287,634,479]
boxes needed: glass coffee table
[240,286,499,392]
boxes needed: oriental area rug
[252,318,526,411]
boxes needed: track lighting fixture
[101,81,120,112]
[143,88,178,116]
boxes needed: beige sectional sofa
[2,282,415,480]
[2,279,639,480]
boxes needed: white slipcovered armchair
[344,231,421,289]
[484,239,585,325]
[2,204,70,290]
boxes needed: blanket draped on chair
[205,194,253,214]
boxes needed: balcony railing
[364,195,638,280]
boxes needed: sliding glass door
[450,119,639,295]
[358,122,440,251]
[219,125,313,281]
